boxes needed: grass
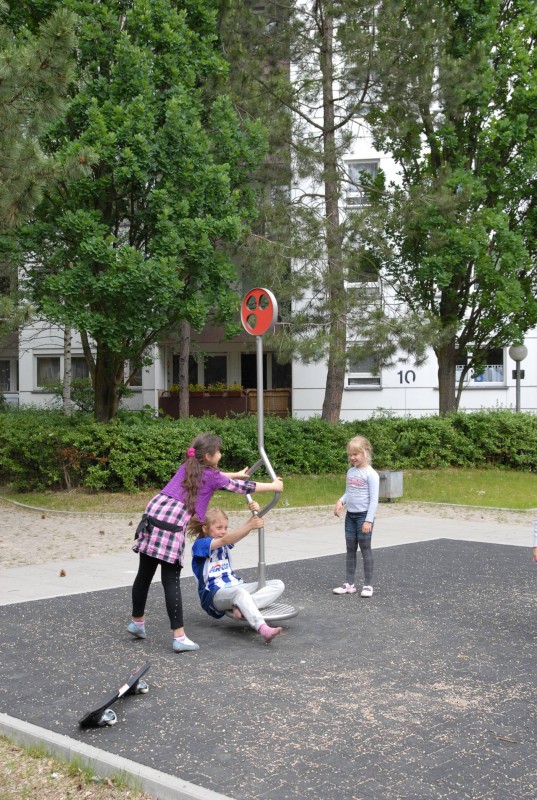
[0,735,151,800]
[403,468,537,509]
[1,469,536,513]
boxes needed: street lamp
[508,344,528,412]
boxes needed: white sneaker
[333,583,357,594]
[360,585,373,598]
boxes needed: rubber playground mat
[1,539,536,800]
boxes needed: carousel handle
[245,456,281,517]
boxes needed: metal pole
[516,362,521,412]
[256,335,266,588]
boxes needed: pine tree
[0,4,78,346]
[0,4,78,227]
[219,1,429,422]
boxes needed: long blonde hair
[187,507,228,540]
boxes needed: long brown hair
[182,433,222,513]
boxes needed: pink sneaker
[332,583,357,595]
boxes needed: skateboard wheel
[133,679,149,695]
[97,708,117,727]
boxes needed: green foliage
[219,0,435,422]
[48,377,95,413]
[362,0,537,412]
[0,5,79,228]
[16,0,267,421]
[1,408,536,492]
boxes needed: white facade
[292,334,537,420]
[289,139,537,419]
[3,292,536,419]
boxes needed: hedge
[0,407,536,492]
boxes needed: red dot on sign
[241,288,277,335]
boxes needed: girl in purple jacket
[127,432,283,653]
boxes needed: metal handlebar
[245,454,281,517]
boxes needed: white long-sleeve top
[338,465,379,522]
[533,516,537,547]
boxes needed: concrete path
[1,506,532,605]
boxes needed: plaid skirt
[133,493,191,565]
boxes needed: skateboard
[78,661,150,728]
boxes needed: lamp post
[508,344,528,412]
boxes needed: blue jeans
[344,511,374,586]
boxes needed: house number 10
[398,370,416,384]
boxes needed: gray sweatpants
[213,579,284,630]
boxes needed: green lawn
[2,469,536,513]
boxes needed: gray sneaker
[173,638,200,653]
[127,621,146,639]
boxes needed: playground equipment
[225,288,298,624]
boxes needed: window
[173,353,228,387]
[0,275,11,295]
[128,365,143,387]
[346,351,381,387]
[455,348,504,385]
[36,356,60,388]
[0,360,9,390]
[345,282,381,308]
[172,355,199,386]
[0,359,18,392]
[344,160,379,207]
[72,357,89,380]
[203,354,227,387]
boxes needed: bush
[0,407,535,492]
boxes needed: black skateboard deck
[79,660,150,728]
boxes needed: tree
[0,3,79,345]
[19,0,266,422]
[219,1,429,422]
[363,0,537,413]
[0,3,78,227]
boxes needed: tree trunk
[62,327,73,416]
[319,11,346,423]
[436,340,458,414]
[178,318,190,420]
[93,345,124,422]
[80,330,95,382]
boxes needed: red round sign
[240,288,278,336]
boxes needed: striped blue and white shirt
[192,538,243,617]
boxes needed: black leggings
[132,552,184,630]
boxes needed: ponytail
[182,433,222,513]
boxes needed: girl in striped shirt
[189,507,285,643]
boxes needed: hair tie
[186,447,196,458]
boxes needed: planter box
[159,392,247,420]
[189,393,247,418]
